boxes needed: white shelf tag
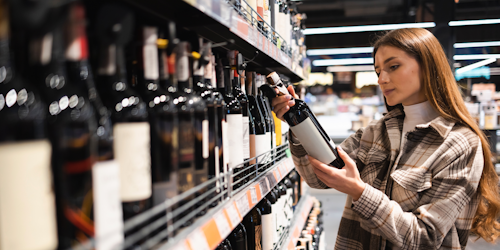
[236,194,250,215]
[214,212,231,238]
[250,187,258,205]
[225,203,241,228]
[188,229,210,250]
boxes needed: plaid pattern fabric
[290,107,484,250]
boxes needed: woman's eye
[390,65,399,70]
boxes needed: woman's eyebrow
[374,56,397,70]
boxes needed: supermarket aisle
[309,187,500,250]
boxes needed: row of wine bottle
[296,199,325,250]
[216,170,302,250]
[0,1,290,249]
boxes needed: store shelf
[123,0,305,82]
[161,152,295,250]
[277,193,314,250]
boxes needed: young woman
[272,28,500,249]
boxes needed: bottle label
[261,213,275,250]
[178,117,195,193]
[0,140,58,250]
[255,134,268,163]
[114,122,152,202]
[243,116,250,159]
[249,134,256,165]
[226,114,244,169]
[289,117,337,164]
[222,120,229,180]
[202,119,209,159]
[92,160,124,250]
[143,44,159,80]
[178,55,189,82]
[255,224,262,250]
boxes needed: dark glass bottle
[229,51,250,167]
[228,223,248,250]
[0,2,58,249]
[242,207,262,250]
[258,198,274,250]
[93,4,152,221]
[65,3,124,247]
[277,183,287,236]
[263,72,345,168]
[214,55,227,192]
[216,239,233,250]
[266,191,278,249]
[289,170,301,209]
[247,72,268,169]
[283,177,294,225]
[254,74,272,168]
[245,72,257,167]
[131,25,178,206]
[29,8,98,249]
[216,54,243,190]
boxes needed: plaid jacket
[290,107,484,250]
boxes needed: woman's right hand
[271,85,298,121]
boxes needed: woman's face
[374,45,427,106]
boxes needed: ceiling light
[327,65,375,72]
[449,18,500,26]
[312,58,374,66]
[303,22,436,35]
[454,41,500,48]
[456,58,497,74]
[454,54,500,60]
[307,47,374,56]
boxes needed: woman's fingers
[308,156,333,173]
[287,85,299,99]
[337,146,355,169]
[271,94,292,107]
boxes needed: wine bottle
[258,74,276,156]
[228,50,248,189]
[215,55,228,190]
[258,198,274,250]
[242,207,262,250]
[247,72,268,168]
[245,72,257,167]
[216,239,233,250]
[266,191,278,248]
[263,72,345,168]
[65,3,124,248]
[0,2,58,249]
[28,7,98,248]
[277,182,287,236]
[94,4,152,221]
[283,177,293,225]
[131,25,179,206]
[254,74,272,166]
[218,53,244,189]
[228,223,248,250]
[289,170,301,209]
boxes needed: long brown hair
[373,28,500,242]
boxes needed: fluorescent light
[456,58,496,74]
[307,47,374,56]
[454,54,500,60]
[313,58,374,66]
[303,22,435,35]
[327,65,375,72]
[449,18,500,26]
[454,41,500,48]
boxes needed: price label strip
[224,202,241,228]
[171,241,190,250]
[187,229,211,250]
[236,193,250,215]
[249,187,258,205]
[214,212,232,238]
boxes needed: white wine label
[143,44,159,80]
[242,117,250,159]
[214,145,221,191]
[93,160,124,250]
[214,212,231,237]
[222,121,229,184]
[261,214,275,250]
[202,120,209,159]
[255,134,268,163]
[188,229,210,250]
[178,55,189,82]
[226,114,244,169]
[290,117,337,164]
[0,140,58,250]
[114,122,152,202]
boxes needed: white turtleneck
[400,101,440,148]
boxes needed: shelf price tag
[255,184,263,200]
[236,194,250,215]
[250,187,258,205]
[172,241,190,250]
[224,202,241,228]
[188,229,211,250]
[220,1,231,27]
[214,212,232,238]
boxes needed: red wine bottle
[94,4,152,221]
[264,72,345,169]
[0,2,58,248]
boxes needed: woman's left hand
[308,146,366,201]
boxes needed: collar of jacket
[383,106,456,139]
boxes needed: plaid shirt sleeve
[289,128,365,189]
[351,133,484,249]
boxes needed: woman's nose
[378,71,389,85]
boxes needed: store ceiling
[295,0,500,49]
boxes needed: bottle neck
[97,43,127,85]
[140,26,160,83]
[224,65,233,95]
[176,43,193,93]
[0,38,12,83]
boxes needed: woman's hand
[308,146,366,201]
[271,85,298,121]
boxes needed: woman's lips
[383,89,395,96]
